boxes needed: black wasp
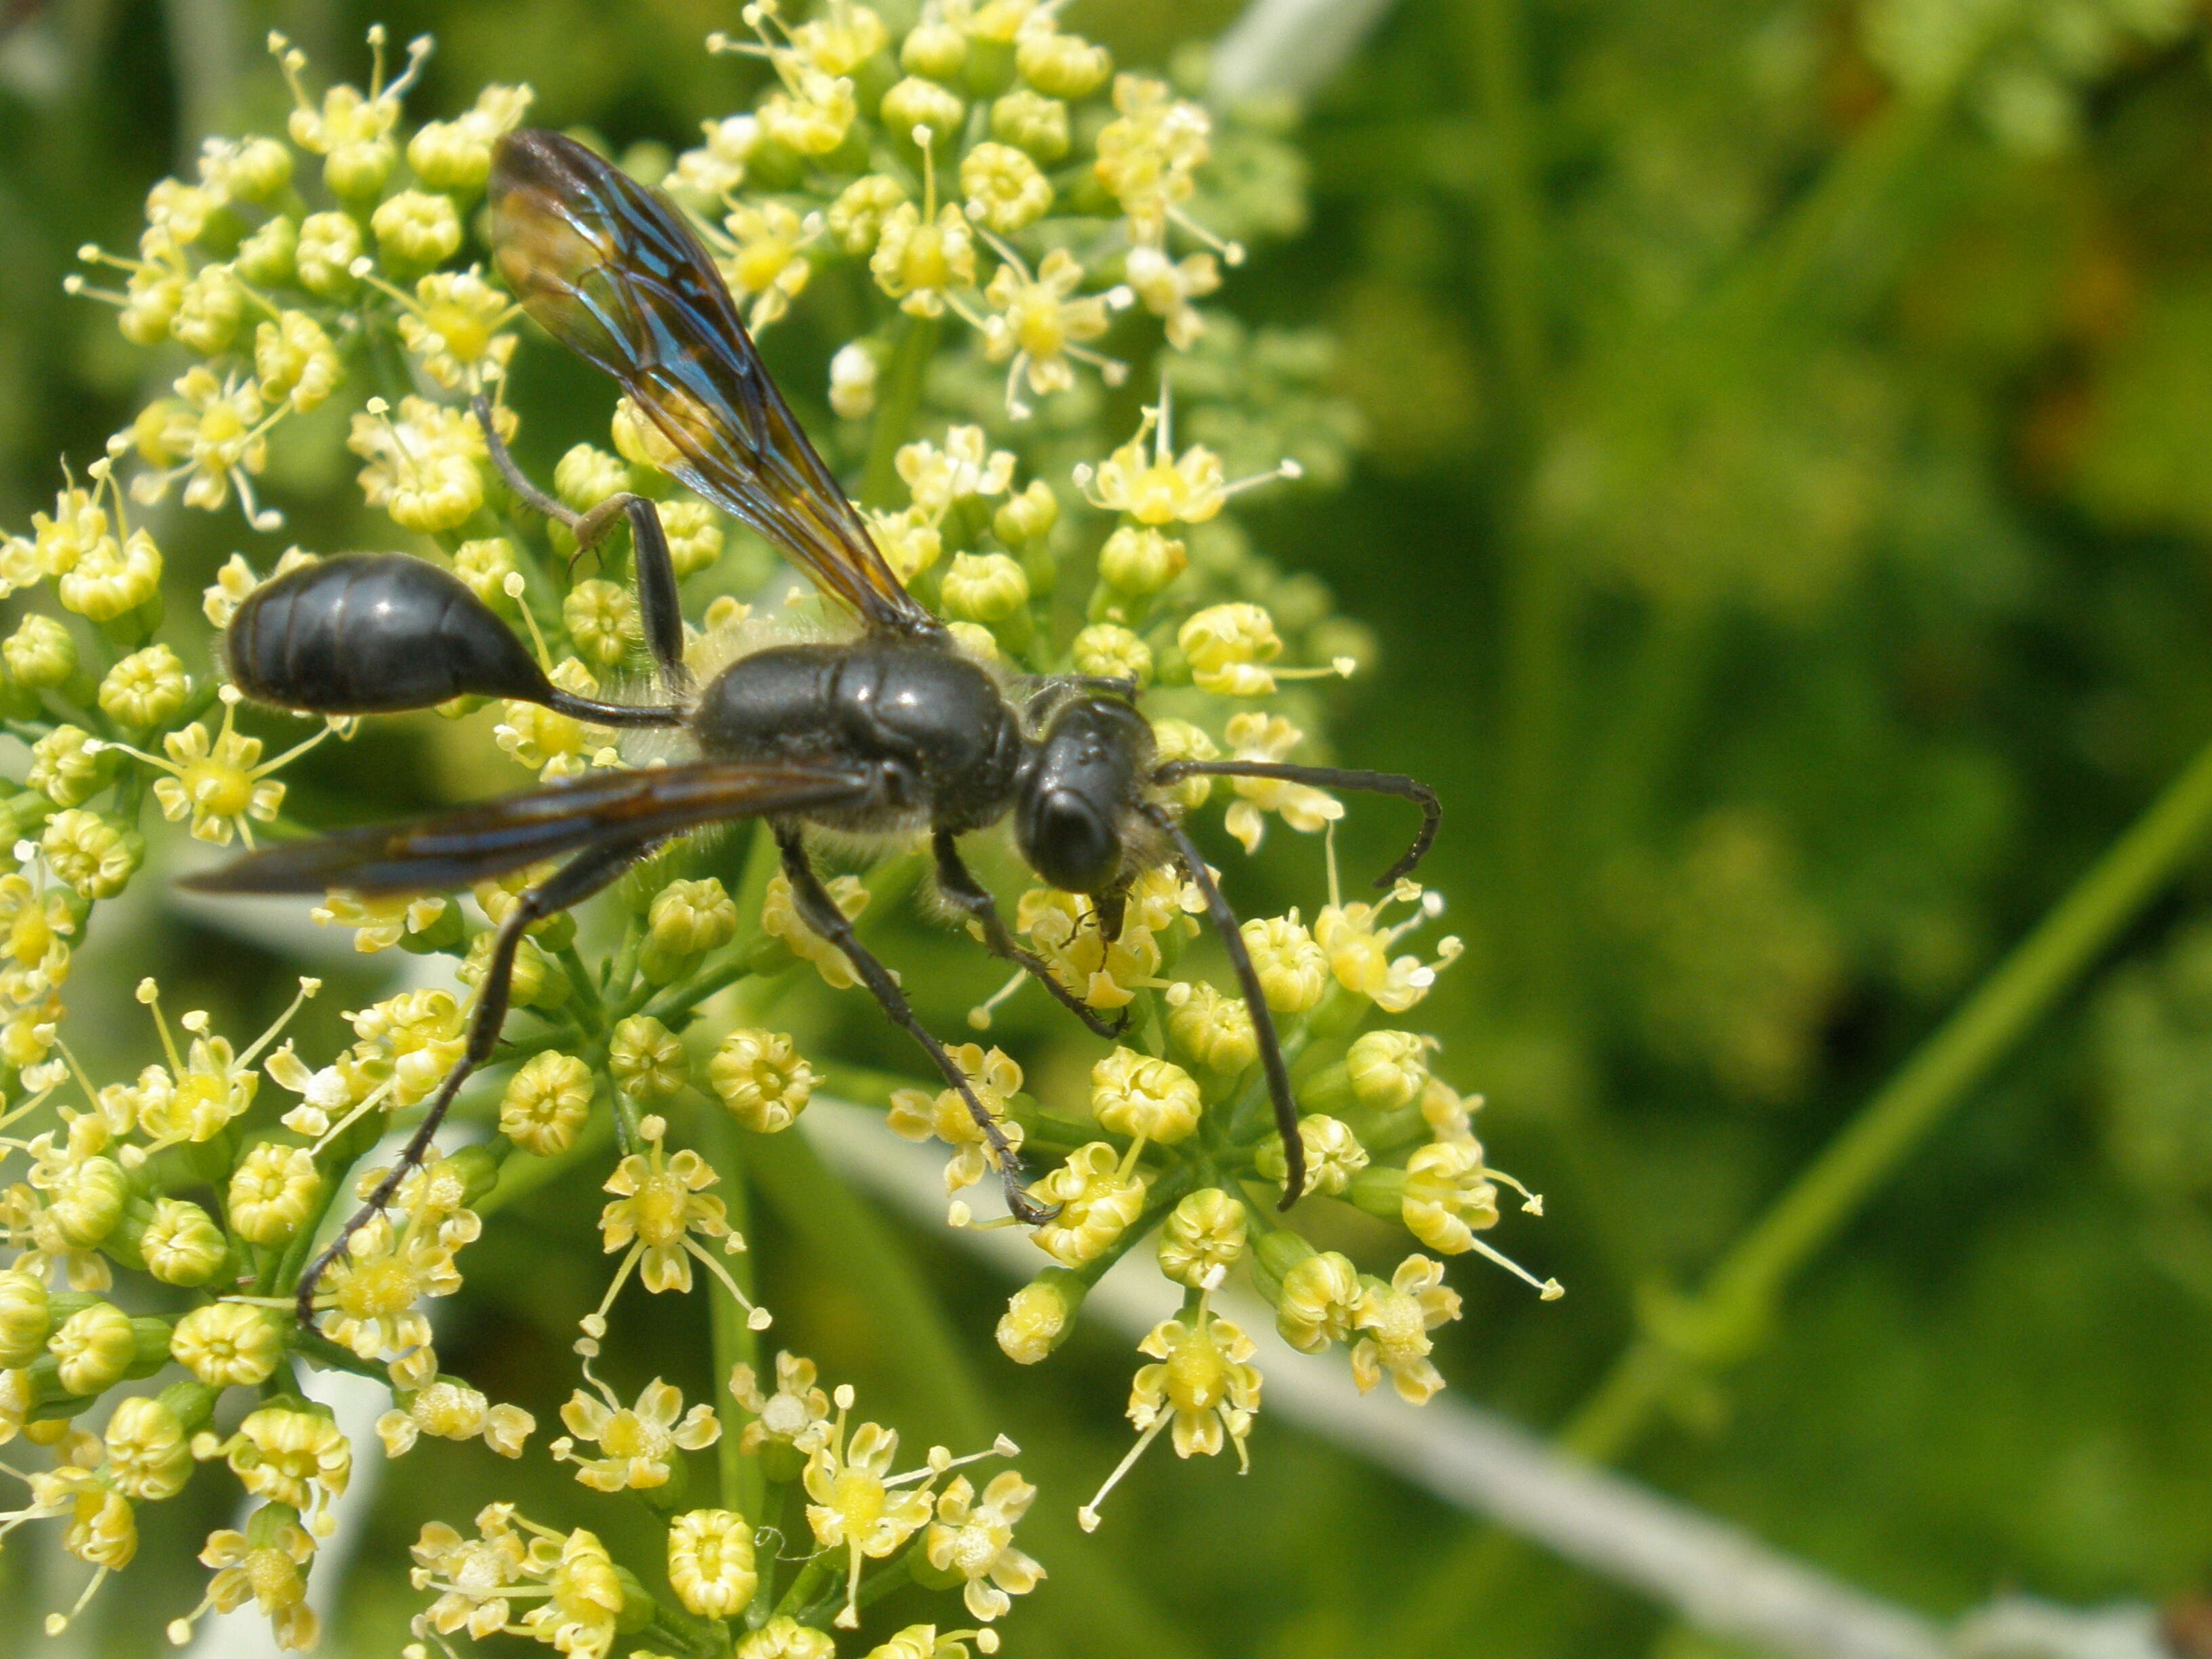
[190,129,1439,1319]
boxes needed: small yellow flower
[1124,243,1221,349]
[371,188,463,266]
[1093,75,1214,243]
[108,688,327,848]
[518,1525,626,1659]
[739,1617,840,1659]
[1311,882,1464,1014]
[994,1270,1084,1365]
[376,1379,533,1458]
[1080,1294,1259,1531]
[96,644,190,729]
[312,1210,461,1387]
[497,656,614,779]
[721,199,817,330]
[348,396,497,535]
[961,140,1054,233]
[39,809,140,901]
[167,1507,319,1653]
[668,1507,757,1617]
[552,1368,720,1492]
[1165,980,1257,1072]
[758,68,859,157]
[254,310,342,413]
[406,82,533,189]
[981,247,1124,415]
[409,1504,531,1641]
[1179,602,1283,695]
[312,889,450,954]
[26,725,110,808]
[1027,1142,1147,1268]
[1256,1113,1369,1196]
[100,1394,191,1500]
[394,267,519,390]
[887,1044,1024,1195]
[588,1121,766,1335]
[1347,1029,1434,1109]
[1349,1254,1463,1405]
[804,1399,935,1628]
[872,202,977,317]
[140,1197,227,1286]
[926,1469,1044,1621]
[1220,713,1344,854]
[731,1349,834,1456]
[199,1402,352,1532]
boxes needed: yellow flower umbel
[586,1115,768,1338]
[98,685,328,847]
[1079,1293,1262,1531]
[551,1361,721,1493]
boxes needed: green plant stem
[699,1101,766,1522]
[1379,725,2212,1652]
[859,314,941,510]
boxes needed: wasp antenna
[1151,760,1441,888]
[1143,805,1305,1208]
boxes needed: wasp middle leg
[932,831,1128,1040]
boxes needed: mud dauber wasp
[188,129,1439,1321]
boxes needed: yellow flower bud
[1401,1140,1500,1255]
[212,135,294,201]
[991,90,1070,160]
[1256,1113,1368,1196]
[141,1197,227,1286]
[1158,1188,1248,1289]
[710,1029,817,1134]
[254,310,342,413]
[668,1507,758,1618]
[996,1268,1086,1364]
[563,577,641,668]
[1275,1250,1361,1353]
[1097,526,1187,596]
[901,18,968,78]
[293,211,363,297]
[58,528,162,621]
[1018,28,1111,98]
[609,1015,688,1103]
[46,1154,127,1248]
[41,811,142,900]
[960,141,1052,234]
[659,499,724,577]
[234,214,298,285]
[1179,602,1284,697]
[27,725,113,808]
[882,76,966,144]
[1166,981,1256,1072]
[1090,1048,1202,1144]
[499,1051,596,1157]
[98,644,191,729]
[227,1141,323,1246]
[554,443,628,513]
[940,552,1029,624]
[0,1269,52,1366]
[104,1394,192,1500]
[993,478,1059,544]
[1071,623,1151,686]
[169,263,244,354]
[647,876,739,960]
[827,174,908,256]
[49,1301,136,1394]
[1240,914,1329,1013]
[5,613,78,689]
[323,135,396,201]
[452,537,520,609]
[1029,1143,1147,1267]
[1347,1030,1432,1109]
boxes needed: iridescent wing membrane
[181,761,870,896]
[489,127,939,638]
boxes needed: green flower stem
[558,942,605,1031]
[1380,724,2212,1653]
[743,1126,1207,1659]
[698,1099,766,1523]
[859,312,942,511]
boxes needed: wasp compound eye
[1021,787,1122,895]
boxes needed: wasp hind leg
[472,394,692,699]
[776,826,1057,1225]
[292,836,658,1324]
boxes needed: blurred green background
[12,0,2212,1654]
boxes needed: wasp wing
[488,128,938,639]
[178,760,873,897]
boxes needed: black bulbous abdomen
[228,554,554,715]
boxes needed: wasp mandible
[189,129,1439,1321]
